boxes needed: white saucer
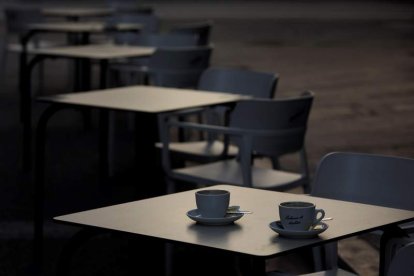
[269,221,328,239]
[187,209,244,226]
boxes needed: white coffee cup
[195,189,230,218]
[279,201,325,231]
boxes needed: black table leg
[236,255,266,276]
[134,112,165,196]
[249,256,267,276]
[70,32,91,92]
[97,58,111,176]
[99,59,108,89]
[34,104,72,273]
[21,54,47,171]
[98,109,110,186]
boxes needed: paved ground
[0,1,413,275]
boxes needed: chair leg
[324,242,339,269]
[312,242,338,271]
[312,246,325,271]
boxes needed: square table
[54,184,414,275]
[32,86,248,270]
[20,44,155,170]
[21,21,143,98]
[29,44,154,60]
[42,7,114,21]
[35,85,247,180]
[27,21,142,45]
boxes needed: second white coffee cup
[196,189,230,218]
[279,201,325,231]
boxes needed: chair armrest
[168,120,246,136]
[167,119,305,137]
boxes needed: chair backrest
[387,241,414,276]
[169,21,212,46]
[118,33,201,73]
[132,33,198,47]
[111,4,154,15]
[147,46,213,88]
[311,152,414,211]
[197,67,278,98]
[122,6,154,15]
[110,13,160,44]
[229,92,314,157]
[197,67,279,133]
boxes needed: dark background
[0,0,413,275]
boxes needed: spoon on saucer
[227,205,253,214]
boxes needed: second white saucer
[269,220,328,239]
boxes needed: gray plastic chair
[109,13,160,45]
[169,21,213,46]
[198,67,278,96]
[131,33,198,47]
[159,92,314,194]
[146,45,213,88]
[111,43,211,88]
[109,33,199,87]
[311,152,414,210]
[309,152,414,273]
[268,152,414,276]
[158,67,279,164]
[108,1,154,15]
[117,6,154,15]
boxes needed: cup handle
[314,209,325,225]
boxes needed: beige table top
[54,185,414,257]
[42,7,114,18]
[38,85,248,113]
[29,44,154,59]
[28,22,142,33]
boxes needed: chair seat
[172,159,304,191]
[156,140,238,162]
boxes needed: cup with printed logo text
[279,201,325,231]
